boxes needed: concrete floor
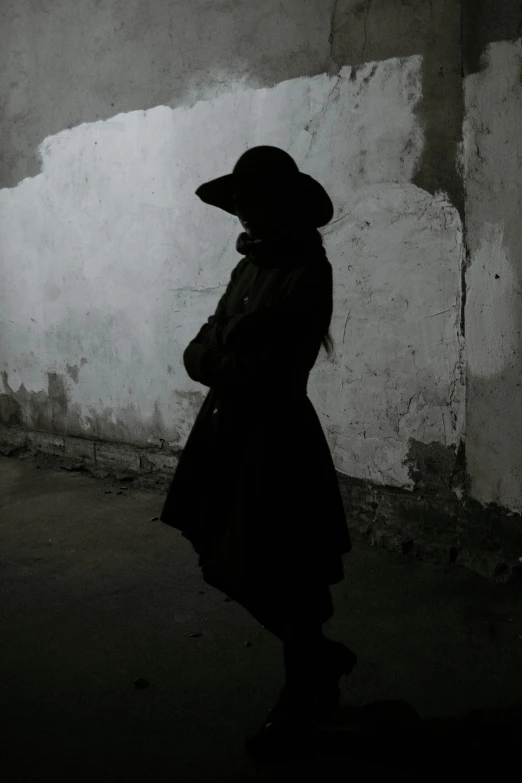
[1,454,521,782]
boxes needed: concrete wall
[0,1,520,518]
[463,37,522,513]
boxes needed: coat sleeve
[184,261,243,351]
[183,260,245,384]
[183,260,331,391]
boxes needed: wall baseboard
[1,423,521,586]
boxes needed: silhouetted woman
[160,146,356,762]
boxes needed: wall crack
[361,0,373,61]
[328,0,341,72]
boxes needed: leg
[244,618,324,762]
[282,617,328,704]
[231,586,331,704]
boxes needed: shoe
[314,641,358,724]
[244,687,318,763]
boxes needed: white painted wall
[0,55,465,490]
[318,183,464,487]
[463,39,522,513]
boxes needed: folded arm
[183,261,331,390]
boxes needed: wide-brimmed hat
[195,145,334,227]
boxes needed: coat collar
[235,230,326,269]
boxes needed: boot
[313,640,358,724]
[244,686,318,763]
[244,640,357,761]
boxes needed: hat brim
[195,172,334,227]
[195,174,237,217]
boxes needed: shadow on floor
[314,697,522,762]
[241,698,521,776]
[2,455,522,780]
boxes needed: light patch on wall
[2,371,23,394]
[78,414,92,431]
[0,52,464,488]
[314,183,465,489]
[466,221,519,379]
[463,38,522,513]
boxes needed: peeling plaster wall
[0,0,337,188]
[0,56,465,486]
[463,38,522,513]
[319,183,464,487]
[0,1,466,497]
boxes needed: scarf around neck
[235,228,326,268]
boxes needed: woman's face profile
[233,186,285,239]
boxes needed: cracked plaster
[0,55,465,492]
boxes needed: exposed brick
[64,437,95,464]
[140,452,178,474]
[337,473,522,585]
[0,424,28,455]
[90,468,110,480]
[2,424,520,588]
[94,442,140,472]
[27,431,65,455]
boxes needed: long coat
[160,241,352,623]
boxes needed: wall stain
[403,438,466,495]
[463,0,522,76]
[66,364,80,383]
[3,0,521,192]
[0,370,205,450]
[409,3,464,219]
[0,369,23,426]
[332,0,465,217]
